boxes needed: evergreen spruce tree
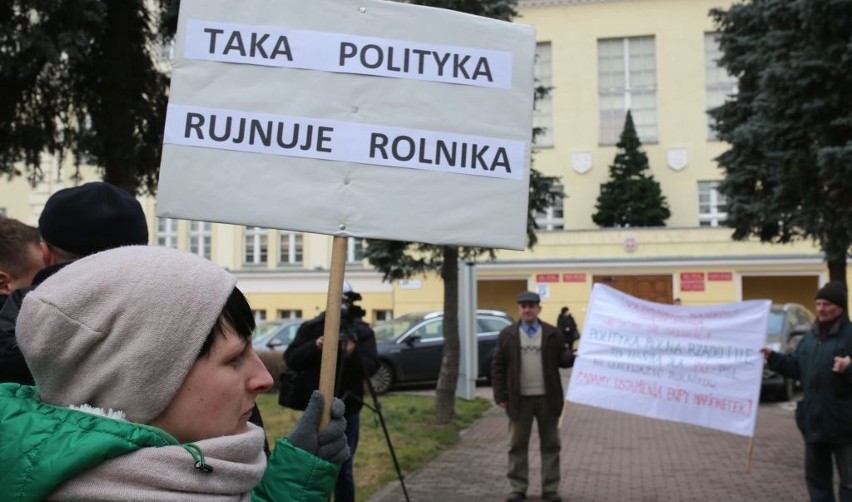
[592,111,670,227]
[0,1,176,194]
[710,1,852,283]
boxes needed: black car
[762,303,815,401]
[369,309,513,394]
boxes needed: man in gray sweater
[492,291,575,502]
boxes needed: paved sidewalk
[369,392,807,502]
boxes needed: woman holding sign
[0,246,347,500]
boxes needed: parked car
[762,303,815,401]
[369,309,514,394]
[252,319,303,352]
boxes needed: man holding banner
[492,291,575,502]
[763,281,852,501]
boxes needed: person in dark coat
[762,281,852,501]
[0,182,149,385]
[492,291,575,502]
[0,218,44,303]
[556,306,579,348]
[284,283,380,502]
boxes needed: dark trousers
[805,441,852,502]
[335,412,360,502]
[507,395,561,495]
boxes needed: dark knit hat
[816,281,848,310]
[38,182,149,256]
[516,291,541,304]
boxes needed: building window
[244,226,268,264]
[598,36,657,144]
[279,232,303,264]
[159,39,175,62]
[533,42,554,148]
[0,208,6,217]
[348,238,365,263]
[277,309,302,319]
[374,310,393,323]
[698,181,727,227]
[157,218,178,248]
[535,187,564,231]
[252,310,267,323]
[188,221,212,259]
[704,33,737,140]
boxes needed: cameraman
[284,282,379,502]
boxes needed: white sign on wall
[157,0,536,250]
[567,284,770,437]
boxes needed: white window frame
[704,33,738,140]
[157,218,178,248]
[277,309,302,319]
[188,221,211,259]
[159,39,175,62]
[374,310,393,323]
[598,36,658,144]
[244,226,268,265]
[279,231,303,264]
[533,42,554,148]
[698,181,728,227]
[535,186,564,231]
[252,310,267,323]
[347,238,365,263]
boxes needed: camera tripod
[337,327,410,502]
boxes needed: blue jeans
[805,441,852,502]
[335,412,360,502]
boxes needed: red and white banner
[567,284,770,437]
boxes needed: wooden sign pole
[745,437,754,472]
[318,235,347,429]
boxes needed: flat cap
[516,291,540,304]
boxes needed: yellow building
[0,0,845,328]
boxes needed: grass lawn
[257,392,492,500]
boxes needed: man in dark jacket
[762,281,852,501]
[0,182,149,384]
[0,218,44,304]
[492,291,574,502]
[284,284,379,502]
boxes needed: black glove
[288,391,350,464]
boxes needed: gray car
[762,303,815,401]
[251,319,303,352]
[369,309,513,394]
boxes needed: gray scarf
[47,424,267,501]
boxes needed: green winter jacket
[0,384,339,501]
[768,315,852,443]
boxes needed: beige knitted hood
[17,245,237,424]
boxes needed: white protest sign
[566,284,770,437]
[156,0,535,250]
